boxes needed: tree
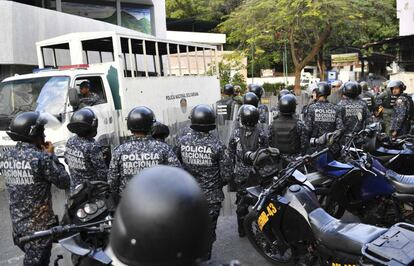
[220,0,397,94]
[166,0,243,22]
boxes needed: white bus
[0,31,221,156]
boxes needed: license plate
[257,202,278,231]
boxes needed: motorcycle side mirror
[292,170,307,183]
[68,88,80,110]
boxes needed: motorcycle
[309,125,414,226]
[18,181,115,266]
[368,131,414,175]
[244,149,414,265]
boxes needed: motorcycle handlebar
[18,219,112,244]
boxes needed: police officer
[216,84,236,121]
[302,84,318,119]
[0,112,70,266]
[243,92,259,108]
[151,121,170,143]
[305,82,343,139]
[338,81,371,141]
[233,85,244,105]
[249,84,269,124]
[174,104,233,257]
[108,106,181,195]
[79,81,101,106]
[375,83,398,133]
[360,81,375,112]
[109,166,241,266]
[228,105,269,237]
[327,80,343,105]
[270,89,293,120]
[64,108,107,192]
[389,80,413,137]
[270,94,308,164]
[109,166,211,265]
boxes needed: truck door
[73,76,116,147]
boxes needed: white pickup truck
[0,31,221,157]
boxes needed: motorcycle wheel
[317,194,345,219]
[244,210,295,265]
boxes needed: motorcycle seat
[309,208,387,255]
[386,170,414,194]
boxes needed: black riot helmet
[342,81,361,99]
[7,112,46,142]
[249,84,264,99]
[315,82,331,97]
[223,84,235,96]
[239,104,260,127]
[278,89,292,100]
[151,121,170,141]
[110,166,211,266]
[67,108,98,137]
[127,106,155,134]
[279,94,297,115]
[189,104,216,132]
[360,81,369,91]
[387,80,406,92]
[243,92,259,107]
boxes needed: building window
[120,3,152,35]
[61,0,117,24]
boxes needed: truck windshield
[0,76,69,117]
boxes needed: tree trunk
[317,50,326,81]
[289,24,332,94]
[294,67,302,95]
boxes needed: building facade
[397,0,414,36]
[0,0,166,80]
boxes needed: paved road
[0,187,272,266]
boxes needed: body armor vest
[216,97,235,121]
[271,116,300,154]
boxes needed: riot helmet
[243,92,259,107]
[7,112,46,142]
[190,104,216,132]
[67,108,98,137]
[279,94,297,115]
[278,89,292,100]
[127,106,155,134]
[239,104,259,127]
[151,121,170,141]
[249,84,264,99]
[223,84,235,96]
[342,81,361,99]
[110,166,211,266]
[360,81,369,91]
[316,82,331,97]
[387,80,406,93]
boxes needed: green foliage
[166,0,243,22]
[262,83,285,94]
[220,0,398,90]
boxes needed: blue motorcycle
[309,126,414,226]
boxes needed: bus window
[81,37,114,64]
[41,43,70,67]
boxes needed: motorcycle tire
[244,210,295,265]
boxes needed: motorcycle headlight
[76,209,87,219]
[84,203,98,215]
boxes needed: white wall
[0,1,167,66]
[397,0,414,36]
